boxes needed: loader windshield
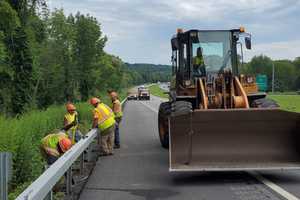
[192,31,232,73]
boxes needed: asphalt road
[79,95,300,200]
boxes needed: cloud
[245,40,300,61]
[48,0,300,64]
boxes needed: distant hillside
[125,63,171,83]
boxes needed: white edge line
[248,171,299,200]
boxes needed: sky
[48,0,300,65]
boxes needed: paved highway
[79,95,300,200]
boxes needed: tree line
[242,55,300,92]
[0,0,143,116]
[126,63,172,83]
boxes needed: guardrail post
[66,167,73,199]
[79,153,84,175]
[0,152,11,200]
[87,144,93,162]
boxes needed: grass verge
[268,94,300,113]
[148,84,168,99]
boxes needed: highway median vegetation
[148,84,168,99]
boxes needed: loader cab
[171,28,251,84]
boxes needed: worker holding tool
[193,47,206,77]
[90,97,116,156]
[40,131,72,165]
[63,103,82,144]
[108,90,123,149]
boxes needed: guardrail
[16,98,127,200]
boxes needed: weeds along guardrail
[15,98,127,200]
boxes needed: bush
[0,103,91,198]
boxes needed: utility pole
[272,62,275,93]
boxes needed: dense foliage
[0,1,139,116]
[126,63,172,83]
[242,55,300,92]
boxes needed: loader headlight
[247,76,254,83]
[185,80,192,86]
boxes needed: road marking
[139,101,158,114]
[248,171,299,200]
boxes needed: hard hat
[66,103,76,111]
[90,97,100,106]
[111,91,118,98]
[59,138,72,152]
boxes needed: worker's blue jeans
[114,122,120,146]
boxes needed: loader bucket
[169,109,300,171]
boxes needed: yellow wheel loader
[158,28,300,171]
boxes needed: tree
[37,9,75,107]
[8,27,34,114]
[73,13,106,100]
[293,57,300,90]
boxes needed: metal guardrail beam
[16,129,98,200]
[16,97,127,200]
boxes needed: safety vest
[112,99,123,118]
[193,57,204,66]
[41,133,67,150]
[64,111,78,144]
[94,103,115,132]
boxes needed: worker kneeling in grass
[40,131,72,165]
[63,103,82,144]
[90,97,116,156]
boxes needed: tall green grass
[269,95,300,113]
[148,84,168,99]
[0,103,92,199]
[1,90,128,199]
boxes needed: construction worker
[40,131,72,165]
[63,103,82,144]
[193,47,206,77]
[108,90,123,149]
[90,97,116,156]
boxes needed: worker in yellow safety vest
[40,131,72,165]
[90,97,116,156]
[108,90,123,149]
[193,47,206,77]
[63,103,82,144]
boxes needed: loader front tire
[158,102,171,149]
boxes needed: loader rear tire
[251,98,279,108]
[158,102,171,149]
